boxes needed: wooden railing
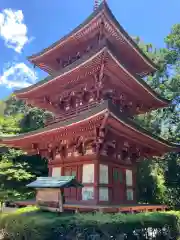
[45,99,134,127]
[45,101,100,126]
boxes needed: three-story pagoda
[1,1,179,210]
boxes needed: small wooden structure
[27,176,83,212]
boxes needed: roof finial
[94,0,99,11]
[94,0,106,11]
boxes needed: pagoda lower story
[50,159,136,205]
[1,101,178,209]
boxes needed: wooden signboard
[36,188,64,212]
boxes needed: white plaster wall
[126,189,134,201]
[52,167,61,177]
[126,169,133,186]
[99,187,109,201]
[99,164,109,184]
[82,187,94,200]
[82,164,94,183]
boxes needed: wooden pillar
[59,189,64,212]
[132,163,137,203]
[61,165,65,176]
[109,164,113,203]
[48,166,52,177]
[94,160,99,204]
[77,164,82,201]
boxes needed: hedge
[0,207,179,239]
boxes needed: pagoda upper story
[13,2,170,122]
[28,2,157,78]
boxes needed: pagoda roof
[27,176,83,188]
[28,2,157,74]
[15,45,169,112]
[15,45,105,96]
[0,101,179,155]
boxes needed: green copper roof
[27,176,83,188]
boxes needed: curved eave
[27,4,103,61]
[107,50,170,107]
[15,46,170,108]
[0,101,179,152]
[103,2,158,72]
[107,101,179,150]
[28,2,157,72]
[0,103,107,143]
[15,46,105,96]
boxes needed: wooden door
[70,167,77,200]
[112,167,124,204]
[64,167,77,202]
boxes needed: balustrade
[45,95,135,126]
[45,101,99,126]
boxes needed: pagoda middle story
[1,2,179,208]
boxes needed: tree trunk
[0,201,4,213]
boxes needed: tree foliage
[0,98,48,204]
[136,24,180,207]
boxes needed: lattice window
[126,189,133,201]
[99,187,109,201]
[99,164,108,184]
[82,187,94,200]
[126,169,133,186]
[82,164,94,183]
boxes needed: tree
[19,107,52,133]
[0,100,48,207]
[0,149,48,207]
[136,24,180,206]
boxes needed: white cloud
[0,63,37,89]
[0,9,30,53]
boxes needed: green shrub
[0,207,179,239]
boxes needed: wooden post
[58,188,64,213]
[94,160,99,204]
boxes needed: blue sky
[0,0,180,99]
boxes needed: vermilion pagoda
[1,1,179,210]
